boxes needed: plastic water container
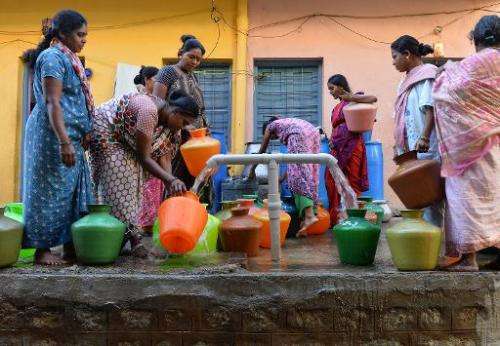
[158,192,208,254]
[363,141,384,201]
[3,203,36,260]
[210,131,228,214]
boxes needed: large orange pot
[158,191,208,254]
[305,204,331,236]
[180,128,221,177]
[343,102,377,132]
[253,200,291,248]
[388,151,444,209]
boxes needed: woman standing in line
[22,10,94,265]
[391,35,442,226]
[433,15,500,271]
[153,35,209,190]
[324,74,377,226]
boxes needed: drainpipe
[206,153,357,262]
[232,0,248,155]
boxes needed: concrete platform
[0,219,499,345]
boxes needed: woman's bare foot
[442,253,479,272]
[62,243,77,263]
[438,255,462,269]
[296,216,319,238]
[35,249,67,266]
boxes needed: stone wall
[0,272,498,345]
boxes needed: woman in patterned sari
[433,15,500,271]
[324,75,377,226]
[132,66,167,234]
[90,90,199,257]
[22,10,93,265]
[249,116,320,237]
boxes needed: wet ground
[3,217,498,276]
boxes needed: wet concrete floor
[3,217,498,276]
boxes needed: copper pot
[388,151,444,209]
[220,208,262,257]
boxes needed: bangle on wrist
[59,140,71,145]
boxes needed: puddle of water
[158,253,217,271]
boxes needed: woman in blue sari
[22,10,94,265]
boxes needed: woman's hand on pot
[60,142,76,167]
[168,178,187,196]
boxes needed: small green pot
[358,197,384,227]
[332,209,381,266]
[71,205,125,265]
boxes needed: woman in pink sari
[433,15,500,271]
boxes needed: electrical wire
[325,17,391,45]
[205,9,221,59]
[249,2,499,32]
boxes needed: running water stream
[327,163,358,212]
[190,166,216,195]
[191,158,357,217]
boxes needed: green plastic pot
[0,207,23,268]
[153,214,220,255]
[358,197,384,227]
[71,204,125,265]
[3,203,36,260]
[332,209,381,266]
[386,209,441,270]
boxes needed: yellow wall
[0,0,245,205]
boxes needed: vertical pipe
[267,159,281,261]
[233,0,248,156]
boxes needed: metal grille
[194,63,232,148]
[254,61,322,140]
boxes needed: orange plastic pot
[253,200,291,248]
[180,128,221,177]
[305,204,331,235]
[158,191,208,254]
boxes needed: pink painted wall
[246,0,499,206]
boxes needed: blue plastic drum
[362,141,384,200]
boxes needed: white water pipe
[206,153,356,262]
